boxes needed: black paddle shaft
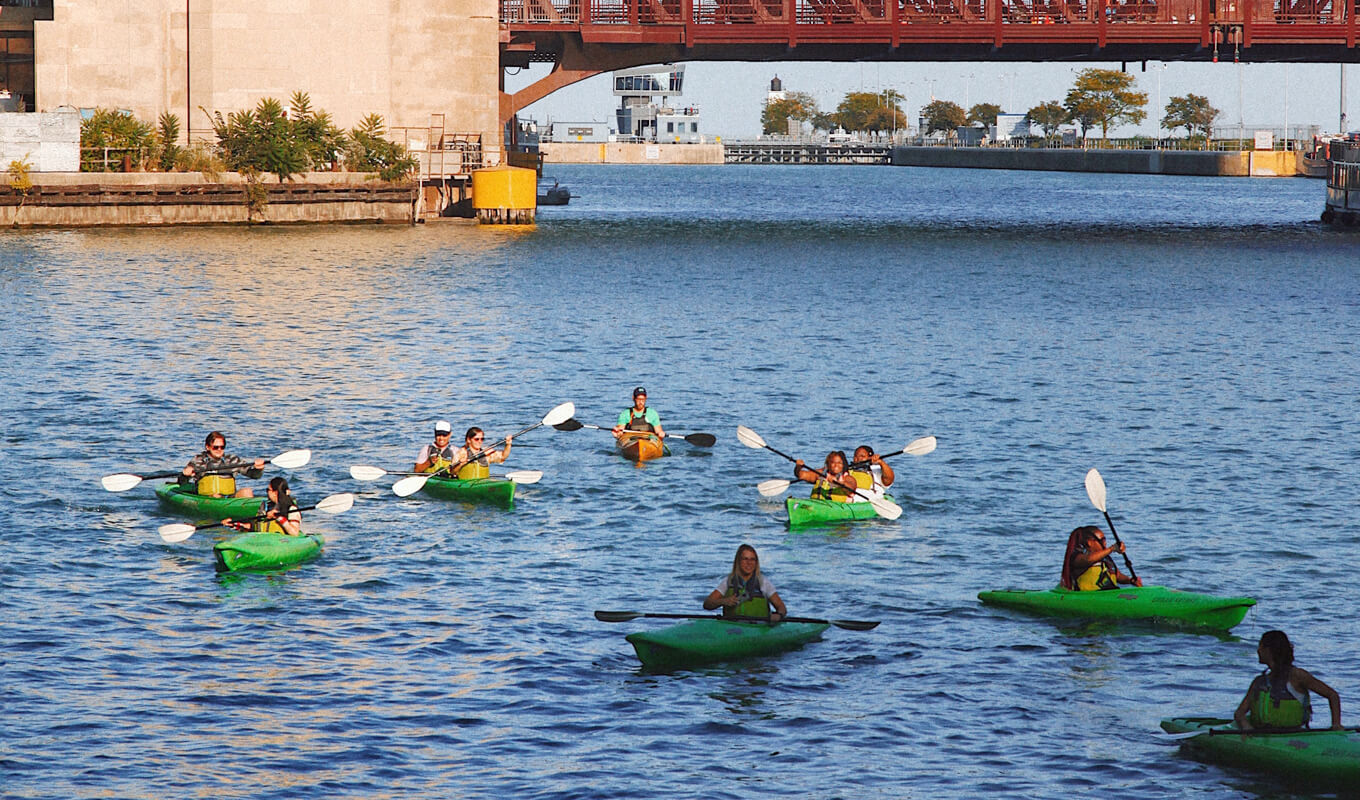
[1100,509,1139,583]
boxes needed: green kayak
[977,585,1255,630]
[1161,717,1360,789]
[213,532,323,573]
[156,483,263,519]
[785,495,891,528]
[625,618,830,667]
[419,475,515,509]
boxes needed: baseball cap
[434,420,452,434]
[633,386,647,397]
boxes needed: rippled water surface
[3,165,1359,799]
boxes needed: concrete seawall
[0,172,418,227]
[891,147,1305,177]
[541,142,724,165]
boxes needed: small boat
[418,475,515,509]
[785,495,889,528]
[155,482,263,519]
[617,430,669,462]
[537,182,571,206]
[1160,717,1360,789]
[213,532,323,573]
[977,585,1256,630]
[625,618,829,668]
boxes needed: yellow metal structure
[471,165,536,224]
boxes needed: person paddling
[414,420,457,474]
[703,543,787,622]
[448,427,512,480]
[1234,630,1343,731]
[224,476,302,536]
[849,445,895,498]
[612,386,665,442]
[793,451,860,503]
[179,431,266,498]
[1060,525,1141,590]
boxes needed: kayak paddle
[392,402,574,497]
[1163,724,1360,740]
[351,464,543,484]
[735,426,902,520]
[101,448,312,492]
[593,610,880,632]
[552,418,715,447]
[1084,468,1139,584]
[157,491,355,543]
[760,434,938,497]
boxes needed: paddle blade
[101,473,144,492]
[542,402,576,427]
[736,425,767,450]
[683,432,717,447]
[594,610,642,623]
[830,619,881,631]
[904,435,937,456]
[503,470,542,484]
[313,492,355,514]
[392,474,430,498]
[553,418,584,432]
[1085,468,1108,513]
[158,522,197,543]
[271,449,312,469]
[349,465,388,481]
[757,478,793,498]
[867,494,903,521]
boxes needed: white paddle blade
[542,402,576,427]
[349,465,388,481]
[905,436,937,457]
[1084,468,1108,513]
[504,470,543,484]
[101,473,144,492]
[392,474,430,498]
[271,449,311,469]
[314,493,355,514]
[867,494,903,521]
[757,478,793,497]
[736,426,766,450]
[158,523,197,543]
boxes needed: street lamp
[1149,61,1168,144]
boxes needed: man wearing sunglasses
[177,431,266,498]
[1060,525,1142,591]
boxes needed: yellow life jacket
[1249,674,1309,728]
[1075,561,1118,591]
[252,501,297,535]
[811,476,854,503]
[850,470,874,491]
[422,456,452,475]
[196,474,236,497]
[456,461,490,480]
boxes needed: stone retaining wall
[891,147,1305,177]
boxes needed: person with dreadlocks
[1234,630,1343,731]
[1060,525,1141,590]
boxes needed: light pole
[1149,61,1168,144]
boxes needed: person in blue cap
[612,386,666,441]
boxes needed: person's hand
[183,465,195,477]
[769,611,784,622]
[612,425,623,435]
[253,458,266,470]
[1113,541,1126,554]
[721,595,738,608]
[1132,577,1143,587]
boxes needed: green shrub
[343,114,419,181]
[80,109,154,172]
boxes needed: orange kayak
[617,430,670,461]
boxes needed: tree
[155,112,182,172]
[835,91,904,134]
[1026,101,1069,142]
[206,96,309,181]
[1163,94,1220,145]
[761,91,819,136]
[967,103,1001,131]
[1063,68,1147,139]
[288,91,345,169]
[343,114,419,181]
[922,100,966,138]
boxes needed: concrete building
[22,0,501,160]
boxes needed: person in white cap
[414,420,457,473]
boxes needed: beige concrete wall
[34,0,500,155]
[542,142,725,165]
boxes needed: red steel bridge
[499,0,1358,122]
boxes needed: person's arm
[277,510,302,536]
[414,445,433,472]
[649,409,665,439]
[613,409,629,436]
[875,456,895,487]
[1072,541,1121,573]
[766,590,786,621]
[703,579,736,611]
[1296,668,1344,729]
[793,459,818,485]
[489,435,512,464]
[1233,679,1260,730]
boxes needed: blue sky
[508,60,1357,139]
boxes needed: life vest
[456,460,490,480]
[1075,559,1119,591]
[723,575,771,619]
[1249,672,1310,729]
[197,474,237,497]
[811,475,854,502]
[624,407,655,433]
[849,470,874,491]
[252,498,296,534]
[421,441,457,474]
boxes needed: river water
[3,165,1358,799]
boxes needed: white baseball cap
[434,420,452,434]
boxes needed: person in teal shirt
[612,386,666,441]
